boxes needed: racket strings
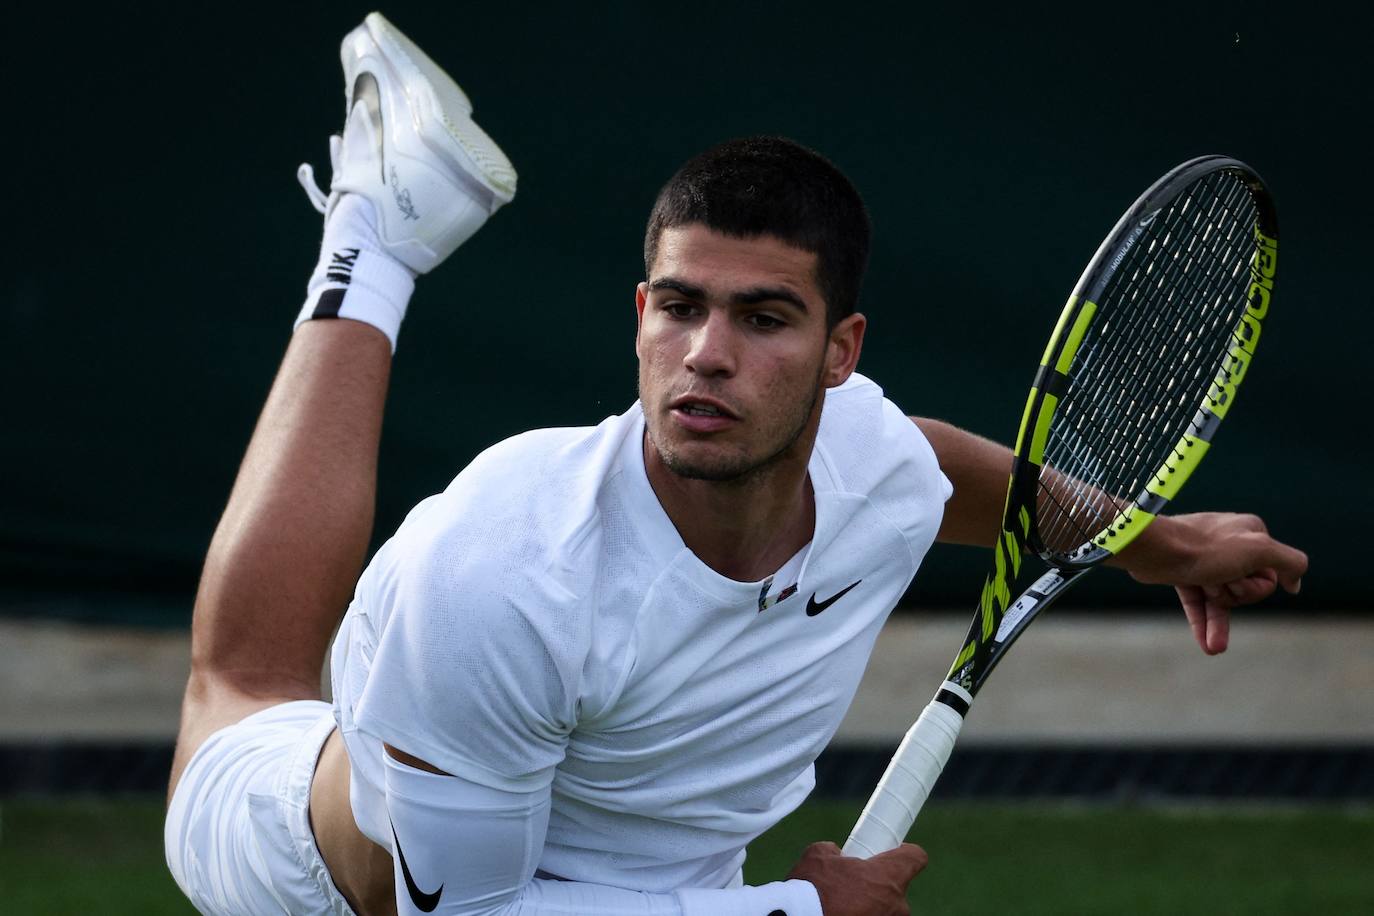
[1036,171,1260,557]
[1040,174,1254,550]
[1036,189,1237,547]
[1040,178,1253,551]
[1041,178,1251,544]
[1094,178,1253,470]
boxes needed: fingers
[784,841,842,882]
[1182,533,1305,605]
[1203,599,1230,655]
[1123,513,1305,597]
[788,840,927,915]
[871,843,929,882]
[1180,585,1228,655]
[1160,515,1306,657]
[1246,539,1308,593]
[1178,585,1208,652]
[1224,570,1278,605]
[1196,586,1230,654]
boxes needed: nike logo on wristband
[806,580,862,616]
[392,824,444,912]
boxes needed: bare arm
[913,415,1162,554]
[909,416,1308,653]
[911,417,1011,548]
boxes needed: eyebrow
[648,277,809,313]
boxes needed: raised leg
[167,9,517,803]
[169,319,390,797]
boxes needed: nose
[683,310,737,378]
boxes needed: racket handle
[842,692,965,858]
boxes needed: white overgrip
[842,689,966,858]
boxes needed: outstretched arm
[910,416,1308,652]
[910,417,1013,547]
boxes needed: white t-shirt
[330,372,951,893]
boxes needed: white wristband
[677,878,823,916]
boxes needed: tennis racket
[843,155,1278,857]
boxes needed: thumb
[870,842,929,881]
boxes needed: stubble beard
[643,363,827,486]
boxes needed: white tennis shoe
[297,12,517,274]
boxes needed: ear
[823,312,866,388]
[635,282,649,353]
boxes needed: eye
[747,313,786,330]
[661,301,698,320]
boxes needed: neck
[643,432,816,582]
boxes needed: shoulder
[818,372,944,489]
[356,407,647,668]
[348,411,647,784]
[449,419,631,516]
[386,409,642,578]
[813,372,952,560]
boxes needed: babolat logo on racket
[1209,228,1277,417]
[1246,228,1278,315]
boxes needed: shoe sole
[359,12,517,202]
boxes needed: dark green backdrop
[5,2,1368,624]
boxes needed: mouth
[669,395,738,419]
[668,395,739,432]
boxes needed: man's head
[635,138,869,485]
[643,136,871,329]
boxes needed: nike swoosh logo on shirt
[392,824,444,912]
[806,580,862,616]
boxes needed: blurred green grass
[746,800,1374,914]
[0,797,189,914]
[2,797,1371,914]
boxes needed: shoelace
[296,164,329,214]
[296,134,345,215]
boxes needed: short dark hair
[643,136,871,328]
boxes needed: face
[636,224,864,483]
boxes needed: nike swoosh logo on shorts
[392,824,444,912]
[806,579,862,616]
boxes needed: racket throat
[951,565,1092,695]
[934,680,974,717]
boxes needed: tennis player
[164,14,1307,916]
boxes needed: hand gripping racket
[843,155,1278,857]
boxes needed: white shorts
[164,700,357,915]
